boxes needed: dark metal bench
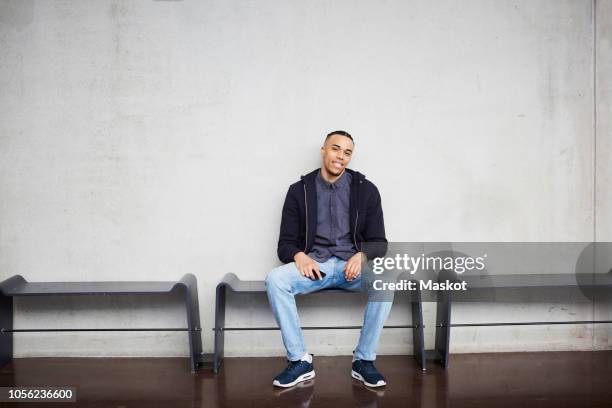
[433,271,612,368]
[212,272,426,374]
[0,274,204,372]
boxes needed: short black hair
[325,130,353,143]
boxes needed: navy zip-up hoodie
[277,168,388,263]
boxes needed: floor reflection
[272,379,315,407]
[3,352,612,408]
[351,380,386,407]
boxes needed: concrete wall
[595,0,612,347]
[0,0,607,358]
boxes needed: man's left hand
[344,252,366,281]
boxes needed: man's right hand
[293,252,322,280]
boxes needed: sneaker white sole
[351,370,386,388]
[273,370,316,388]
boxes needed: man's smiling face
[320,134,354,179]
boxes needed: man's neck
[320,167,345,184]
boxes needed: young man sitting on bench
[265,130,391,388]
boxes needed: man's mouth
[332,161,344,169]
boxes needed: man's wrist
[293,252,306,262]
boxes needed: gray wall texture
[0,0,610,357]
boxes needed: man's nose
[336,152,345,160]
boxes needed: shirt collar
[316,169,350,190]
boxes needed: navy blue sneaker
[273,359,315,388]
[351,359,387,388]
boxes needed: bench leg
[0,294,12,367]
[180,274,203,373]
[213,285,226,374]
[411,286,426,371]
[435,290,452,368]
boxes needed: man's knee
[265,265,290,293]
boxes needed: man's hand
[344,252,366,281]
[294,252,322,280]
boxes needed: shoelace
[358,360,379,376]
[285,360,308,375]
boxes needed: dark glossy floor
[1,351,612,407]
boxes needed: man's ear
[320,146,325,158]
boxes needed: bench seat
[433,271,612,368]
[0,274,203,372]
[212,272,426,373]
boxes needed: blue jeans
[265,256,393,361]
